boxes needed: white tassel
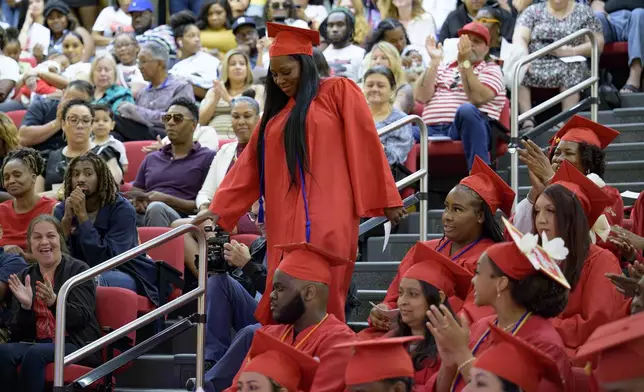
[586,173,606,188]
[590,214,611,244]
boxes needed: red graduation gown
[552,244,630,362]
[445,315,572,392]
[209,77,402,324]
[381,238,496,320]
[227,314,356,392]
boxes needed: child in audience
[113,33,147,97]
[91,104,128,173]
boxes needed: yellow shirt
[200,29,238,53]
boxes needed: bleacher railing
[53,224,207,390]
[378,115,428,242]
[510,28,599,206]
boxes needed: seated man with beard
[202,242,356,392]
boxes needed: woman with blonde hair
[363,41,414,113]
[377,0,434,51]
[0,114,21,202]
[90,54,134,114]
[199,49,265,138]
[336,0,371,45]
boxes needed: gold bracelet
[457,357,476,374]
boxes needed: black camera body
[202,225,233,274]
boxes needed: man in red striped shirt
[414,21,506,170]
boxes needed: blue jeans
[169,0,203,15]
[1,2,19,27]
[96,270,138,292]
[202,323,261,392]
[205,274,258,362]
[0,341,78,392]
[595,9,644,66]
[428,103,491,170]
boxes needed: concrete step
[619,92,644,108]
[351,263,400,322]
[517,160,644,185]
[115,354,196,389]
[604,142,644,162]
[365,233,442,261]
[580,108,644,125]
[531,122,644,146]
[517,181,644,200]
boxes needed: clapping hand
[36,275,57,307]
[142,135,164,153]
[8,274,33,310]
[518,139,555,184]
[457,35,473,64]
[426,304,472,367]
[606,272,640,298]
[425,36,443,64]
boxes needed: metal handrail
[378,114,428,242]
[510,28,599,205]
[53,224,207,390]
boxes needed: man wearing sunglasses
[127,97,216,228]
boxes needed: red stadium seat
[43,287,138,389]
[6,110,27,127]
[232,234,260,247]
[600,42,628,69]
[123,141,155,184]
[137,227,185,306]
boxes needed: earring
[496,288,501,298]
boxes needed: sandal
[620,83,640,94]
[520,117,536,132]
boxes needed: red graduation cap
[333,336,423,385]
[487,217,570,288]
[575,312,644,384]
[267,22,320,57]
[274,242,350,285]
[403,241,473,299]
[550,160,613,226]
[459,156,515,217]
[244,330,320,391]
[549,115,619,149]
[474,323,564,392]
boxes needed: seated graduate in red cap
[379,242,473,388]
[226,242,356,392]
[369,156,515,333]
[332,336,423,392]
[516,115,623,254]
[236,330,319,392]
[192,22,404,326]
[464,323,565,392]
[532,160,629,360]
[424,218,573,392]
[574,312,644,392]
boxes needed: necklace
[280,313,329,350]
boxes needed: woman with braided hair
[0,112,20,202]
[53,152,160,304]
[0,148,59,256]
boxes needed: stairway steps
[365,233,442,261]
[115,354,196,389]
[531,122,644,146]
[517,160,644,185]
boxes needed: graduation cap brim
[548,115,619,149]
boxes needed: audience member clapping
[169,10,222,98]
[363,66,413,170]
[363,41,414,113]
[129,97,215,227]
[0,215,102,392]
[116,41,195,141]
[0,148,58,257]
[54,152,160,304]
[197,0,237,57]
[17,0,46,53]
[37,99,123,197]
[199,49,264,138]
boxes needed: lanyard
[436,237,483,260]
[257,131,311,242]
[449,311,532,392]
[280,313,329,349]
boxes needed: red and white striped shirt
[422,60,505,125]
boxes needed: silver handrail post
[53,224,206,388]
[195,225,207,389]
[510,28,599,207]
[377,115,428,242]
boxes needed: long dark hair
[488,258,569,318]
[393,280,453,370]
[257,54,320,186]
[365,18,409,53]
[533,184,590,290]
[548,141,606,177]
[455,184,505,243]
[64,152,118,209]
[197,0,234,29]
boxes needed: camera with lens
[200,225,233,273]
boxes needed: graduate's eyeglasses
[271,1,292,9]
[162,113,194,124]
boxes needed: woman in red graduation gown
[385,242,473,389]
[194,23,404,325]
[533,161,629,360]
[425,220,573,392]
[516,115,623,253]
[369,156,515,333]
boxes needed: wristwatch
[459,60,471,70]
